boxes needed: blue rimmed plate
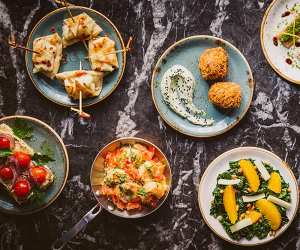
[0,116,69,215]
[151,35,254,138]
[25,6,126,107]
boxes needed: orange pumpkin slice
[256,199,281,230]
[240,159,260,192]
[223,185,238,224]
[268,172,282,194]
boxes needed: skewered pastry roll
[56,70,104,99]
[88,37,119,72]
[62,12,102,48]
[32,33,62,79]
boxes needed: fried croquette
[208,82,241,109]
[199,47,228,80]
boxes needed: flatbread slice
[56,70,104,99]
[0,124,34,155]
[62,12,102,48]
[88,37,119,72]
[32,33,63,79]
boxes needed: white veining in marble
[209,0,230,37]
[60,117,74,139]
[115,0,172,138]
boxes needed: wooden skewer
[102,36,133,55]
[60,0,88,51]
[8,34,40,54]
[79,61,83,114]
[71,107,91,118]
[70,61,91,119]
[84,36,133,58]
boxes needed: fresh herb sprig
[0,149,12,158]
[12,119,33,139]
[32,153,55,165]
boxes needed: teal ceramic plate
[151,35,254,138]
[25,6,126,107]
[0,116,69,215]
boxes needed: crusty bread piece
[0,124,34,155]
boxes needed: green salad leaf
[12,119,33,139]
[32,153,55,165]
[0,149,12,158]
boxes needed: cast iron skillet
[52,137,172,250]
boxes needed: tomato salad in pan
[96,143,169,211]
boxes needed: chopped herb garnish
[29,187,45,204]
[32,153,55,165]
[12,119,33,139]
[0,149,12,158]
[40,140,54,159]
[137,188,147,196]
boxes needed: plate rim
[198,146,299,246]
[151,35,255,138]
[260,0,300,85]
[25,6,126,107]
[0,115,69,215]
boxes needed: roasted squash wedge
[256,199,281,230]
[223,185,237,224]
[240,159,260,192]
[268,172,282,194]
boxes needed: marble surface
[0,0,299,249]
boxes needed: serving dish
[0,115,69,215]
[25,6,126,107]
[151,35,254,138]
[52,137,172,250]
[261,0,300,84]
[198,147,299,246]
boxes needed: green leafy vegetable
[40,140,54,159]
[280,16,300,43]
[12,119,33,139]
[0,149,12,158]
[32,153,55,165]
[29,187,45,204]
[137,188,147,197]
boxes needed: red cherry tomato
[14,152,31,169]
[0,137,10,149]
[0,166,13,180]
[30,166,47,184]
[13,179,31,197]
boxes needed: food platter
[25,6,126,107]
[151,35,254,138]
[0,116,69,215]
[52,137,172,249]
[261,0,300,84]
[198,147,299,246]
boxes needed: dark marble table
[0,0,299,249]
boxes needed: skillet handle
[51,204,102,250]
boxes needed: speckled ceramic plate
[0,116,69,215]
[151,35,254,138]
[261,0,300,84]
[198,147,299,246]
[25,6,126,107]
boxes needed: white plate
[198,147,299,246]
[261,0,300,84]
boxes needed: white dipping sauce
[160,65,214,126]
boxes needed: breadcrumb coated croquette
[199,47,228,80]
[208,82,242,109]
